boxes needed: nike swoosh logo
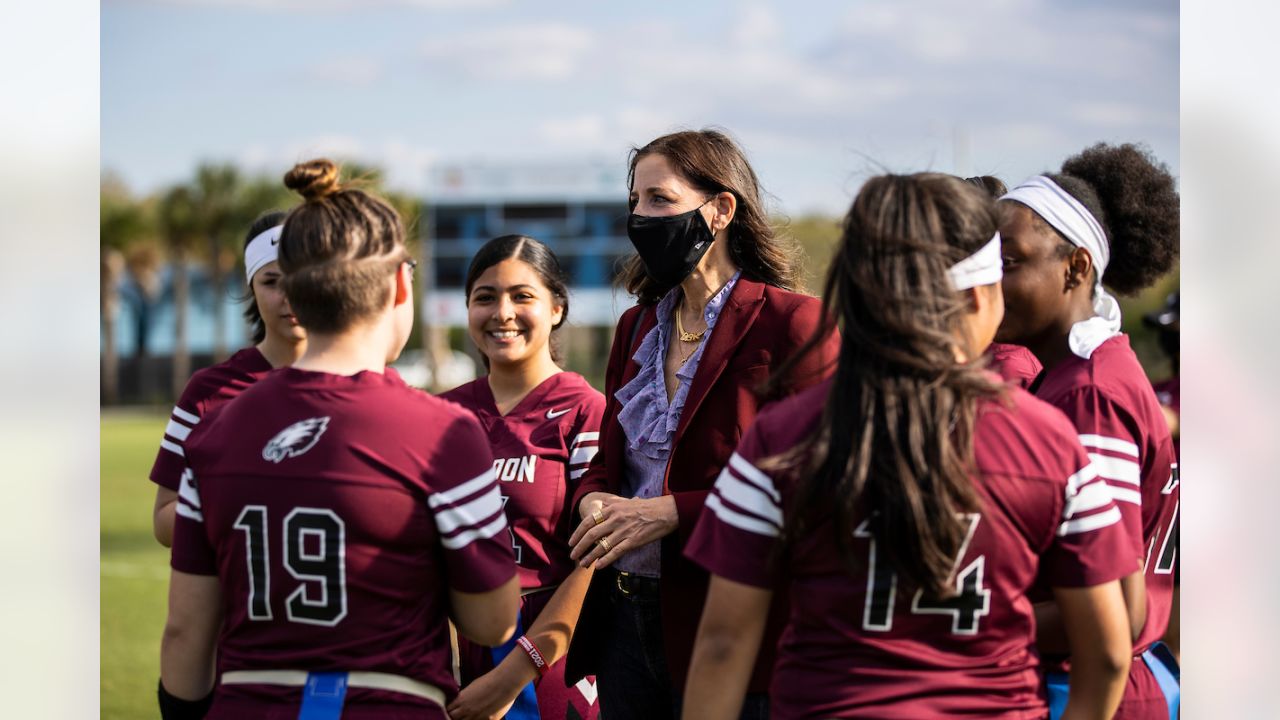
[546,408,571,419]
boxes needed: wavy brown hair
[620,129,801,304]
[766,173,1004,598]
[277,159,408,334]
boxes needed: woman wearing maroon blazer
[565,129,837,720]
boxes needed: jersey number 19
[233,505,348,627]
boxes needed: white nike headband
[244,225,282,284]
[1002,175,1121,359]
[947,233,1003,291]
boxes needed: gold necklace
[675,303,706,343]
[676,341,698,366]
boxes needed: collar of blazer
[674,277,766,441]
[621,276,768,445]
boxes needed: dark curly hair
[1045,143,1180,296]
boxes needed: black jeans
[597,569,769,720]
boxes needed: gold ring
[592,509,604,526]
[598,537,612,552]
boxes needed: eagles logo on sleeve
[262,416,331,463]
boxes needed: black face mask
[626,199,716,287]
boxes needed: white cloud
[421,23,595,81]
[537,115,607,146]
[729,3,781,47]
[111,0,507,9]
[302,57,384,86]
[103,1,1179,217]
[1071,102,1172,129]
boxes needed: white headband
[947,233,1003,291]
[244,225,282,283]
[1002,175,1121,359]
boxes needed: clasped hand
[568,492,678,569]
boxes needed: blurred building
[422,160,635,327]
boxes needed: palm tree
[193,164,240,361]
[100,173,154,404]
[157,185,201,401]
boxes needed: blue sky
[102,0,1178,216]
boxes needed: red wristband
[515,635,549,677]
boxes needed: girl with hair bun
[159,159,519,720]
[148,209,307,548]
[996,143,1181,720]
[683,173,1134,718]
[443,234,604,720]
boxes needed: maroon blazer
[566,276,839,695]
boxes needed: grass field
[101,409,171,720]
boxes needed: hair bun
[285,159,341,201]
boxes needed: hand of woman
[569,493,679,569]
[444,656,529,720]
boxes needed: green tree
[783,214,842,293]
[101,173,156,404]
[157,185,201,400]
[193,164,241,361]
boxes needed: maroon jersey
[686,377,1136,719]
[988,342,1043,390]
[171,368,517,718]
[441,372,605,718]
[149,346,273,491]
[1153,376,1180,458]
[1033,335,1179,656]
[440,372,605,590]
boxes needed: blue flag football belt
[220,669,447,719]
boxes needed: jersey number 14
[233,505,348,627]
[856,513,991,636]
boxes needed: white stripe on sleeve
[570,432,600,446]
[705,494,781,538]
[160,439,185,457]
[1107,487,1142,506]
[715,469,783,525]
[1058,505,1121,536]
[570,446,598,466]
[165,419,193,442]
[1078,434,1139,458]
[428,470,496,508]
[1063,479,1112,519]
[570,469,587,480]
[440,512,508,550]
[1089,453,1141,486]
[728,453,781,503]
[175,502,204,523]
[1065,462,1100,494]
[172,406,201,425]
[434,487,503,535]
